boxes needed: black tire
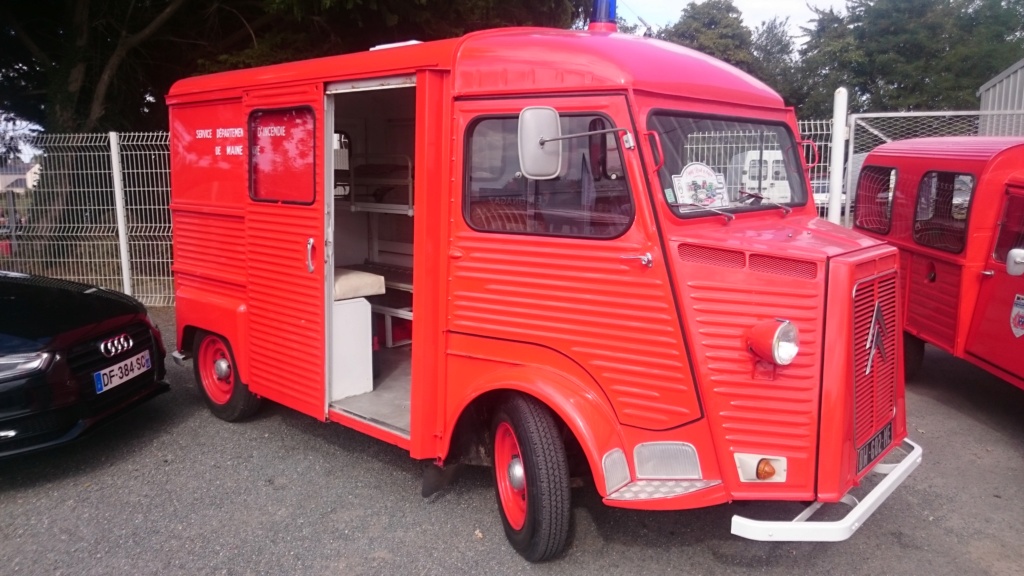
[491,394,571,562]
[192,331,261,421]
[904,332,925,381]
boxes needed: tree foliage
[0,0,591,134]
[1,0,1023,135]
[653,0,1024,116]
[751,17,798,106]
[796,7,866,118]
[658,0,755,73]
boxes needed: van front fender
[445,335,625,497]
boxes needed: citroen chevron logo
[865,300,887,375]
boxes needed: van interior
[325,83,416,437]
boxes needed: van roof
[167,27,782,109]
[869,136,1024,162]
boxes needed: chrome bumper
[731,439,923,542]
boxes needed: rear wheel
[491,395,571,562]
[904,332,925,381]
[193,331,260,421]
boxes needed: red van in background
[853,137,1024,389]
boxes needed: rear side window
[912,171,974,253]
[464,115,632,238]
[249,107,316,204]
[993,195,1024,262]
[854,166,897,233]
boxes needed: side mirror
[518,106,562,180]
[1007,248,1024,277]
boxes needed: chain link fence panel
[1,132,172,307]
[119,133,173,306]
[798,119,834,218]
[2,133,125,291]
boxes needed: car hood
[0,272,144,352]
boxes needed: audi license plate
[857,421,893,472]
[93,350,152,394]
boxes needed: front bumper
[731,439,923,541]
[0,379,170,460]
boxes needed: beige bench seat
[333,267,386,300]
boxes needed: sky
[619,0,849,39]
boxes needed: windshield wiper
[673,202,735,222]
[738,190,792,216]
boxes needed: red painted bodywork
[167,27,907,512]
[855,137,1024,391]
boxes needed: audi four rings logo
[99,334,133,357]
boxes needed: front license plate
[857,421,893,472]
[93,350,152,394]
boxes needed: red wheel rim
[197,336,233,405]
[494,421,527,530]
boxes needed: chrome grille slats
[852,272,899,447]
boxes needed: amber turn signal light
[756,458,776,480]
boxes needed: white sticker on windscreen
[672,162,727,207]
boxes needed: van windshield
[648,113,808,217]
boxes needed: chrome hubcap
[507,456,525,491]
[213,358,231,380]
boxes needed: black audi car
[0,270,168,459]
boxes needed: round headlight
[749,319,800,366]
[772,321,799,365]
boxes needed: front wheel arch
[443,364,624,497]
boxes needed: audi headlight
[0,352,53,380]
[749,319,800,366]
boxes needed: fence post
[844,114,861,227]
[4,189,15,254]
[828,88,848,225]
[108,131,133,296]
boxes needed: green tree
[751,17,799,106]
[796,7,865,118]
[0,0,591,134]
[658,0,755,74]
[0,1,189,132]
[846,0,1024,111]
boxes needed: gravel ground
[1,307,1022,575]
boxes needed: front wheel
[491,395,571,562]
[193,331,261,421]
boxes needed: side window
[993,195,1024,263]
[854,166,898,234]
[772,159,787,181]
[250,107,316,204]
[464,114,633,238]
[748,159,767,181]
[912,171,974,253]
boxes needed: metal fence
[1,132,173,306]
[798,118,834,218]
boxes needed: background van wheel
[904,332,925,381]
[193,331,261,421]
[491,395,571,562]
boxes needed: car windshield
[648,113,808,217]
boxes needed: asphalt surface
[2,307,1022,575]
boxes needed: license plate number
[93,350,152,394]
[857,422,893,472]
